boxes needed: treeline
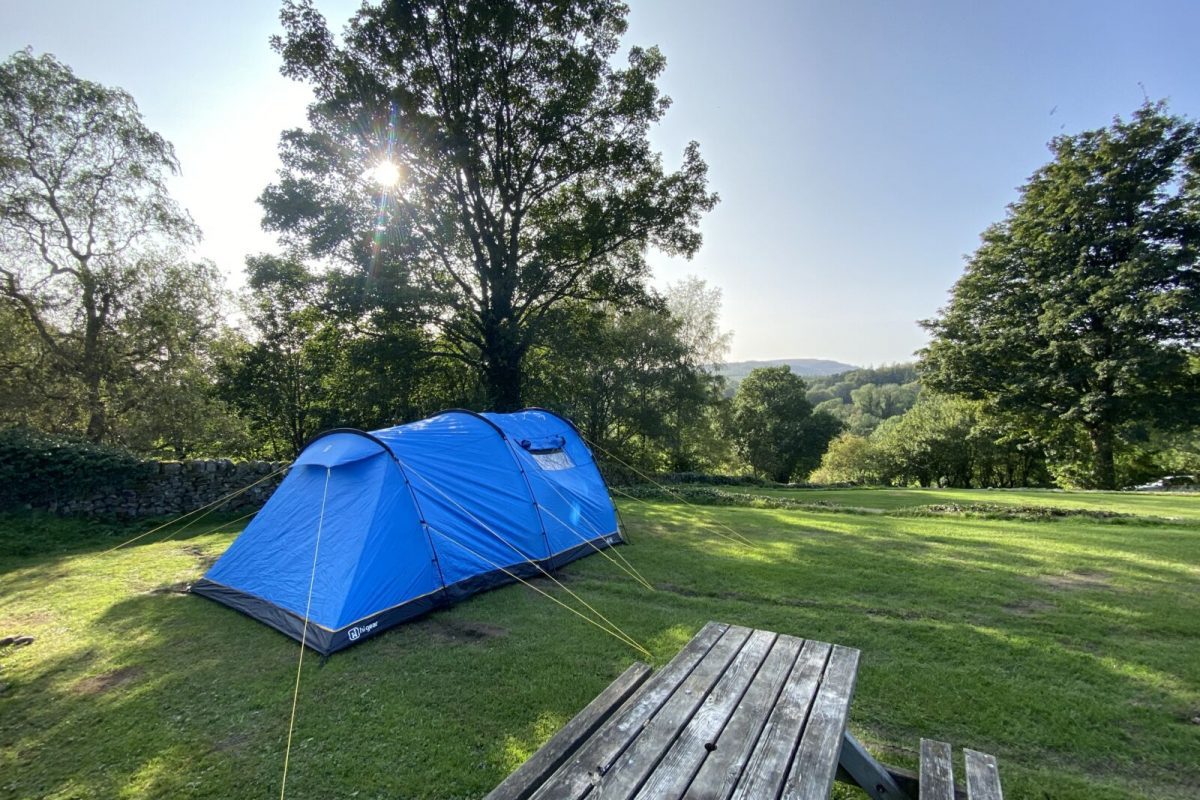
[3,18,1199,493]
[806,364,920,436]
[0,40,842,484]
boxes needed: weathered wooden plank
[727,639,832,800]
[632,629,777,799]
[963,749,1003,800]
[485,661,653,800]
[918,739,955,800]
[590,625,755,799]
[529,621,729,800]
[781,644,860,800]
[682,634,804,800]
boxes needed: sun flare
[366,159,402,188]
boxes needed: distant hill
[719,358,859,381]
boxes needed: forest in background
[1,1,1198,492]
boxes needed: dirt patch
[864,607,924,622]
[658,582,820,608]
[182,545,218,571]
[72,666,143,696]
[149,581,192,595]
[428,619,509,643]
[1,609,54,629]
[214,732,251,752]
[1037,569,1113,591]
[659,582,736,600]
[1003,598,1057,615]
[1068,639,1103,655]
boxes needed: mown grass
[722,485,1200,521]
[0,489,1197,799]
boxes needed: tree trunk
[484,362,522,410]
[1088,423,1117,490]
[480,322,525,412]
[84,376,107,442]
[81,281,107,443]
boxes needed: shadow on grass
[1,501,1198,798]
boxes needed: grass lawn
[1,489,1198,799]
[718,484,1200,521]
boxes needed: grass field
[718,485,1200,521]
[1,488,1198,799]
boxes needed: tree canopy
[0,50,221,445]
[921,102,1200,488]
[731,365,841,482]
[261,0,718,410]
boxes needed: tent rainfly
[192,408,623,654]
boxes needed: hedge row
[0,427,155,510]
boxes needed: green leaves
[0,50,218,447]
[922,102,1200,488]
[730,366,840,482]
[261,0,717,407]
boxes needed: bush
[659,472,768,487]
[0,427,154,510]
[807,433,879,485]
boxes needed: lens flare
[367,160,402,188]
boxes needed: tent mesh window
[531,449,574,470]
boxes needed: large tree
[922,103,1200,488]
[261,0,717,410]
[731,365,841,482]
[0,50,212,442]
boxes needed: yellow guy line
[609,484,758,554]
[97,464,289,556]
[160,507,260,546]
[396,458,650,660]
[426,524,651,659]
[279,467,331,800]
[584,437,757,548]
[501,439,654,591]
[536,502,655,592]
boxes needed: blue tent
[192,408,622,654]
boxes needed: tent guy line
[160,506,260,547]
[582,436,758,548]
[536,502,654,592]
[392,454,651,657]
[279,467,331,800]
[607,483,756,551]
[96,463,290,557]
[522,456,655,591]
[425,523,652,658]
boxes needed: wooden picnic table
[488,621,877,800]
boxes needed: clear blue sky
[4,1,1198,366]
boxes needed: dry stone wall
[43,459,288,518]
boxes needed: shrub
[0,427,154,510]
[659,472,768,487]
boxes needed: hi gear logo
[346,621,379,641]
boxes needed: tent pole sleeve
[387,452,448,592]
[438,408,553,560]
[502,439,554,559]
[524,408,624,544]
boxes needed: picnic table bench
[487,621,1003,800]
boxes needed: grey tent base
[191,532,625,655]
